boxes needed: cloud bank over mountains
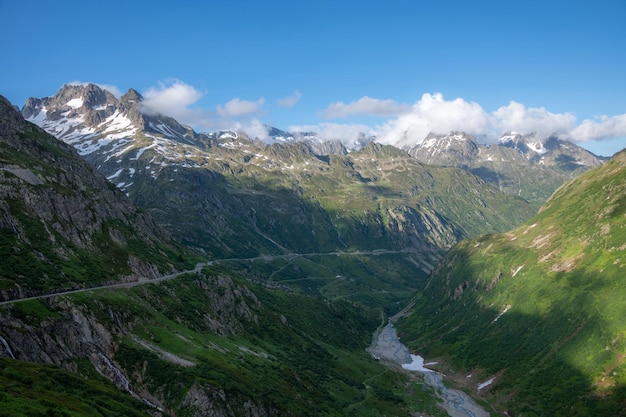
[87,79,626,150]
[321,96,412,118]
[374,93,491,147]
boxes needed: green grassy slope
[0,358,152,417]
[125,140,532,310]
[1,267,447,416]
[398,149,626,416]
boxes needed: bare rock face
[0,270,274,416]
[0,299,165,409]
[21,83,118,122]
[0,302,117,370]
[196,275,261,335]
[182,383,279,417]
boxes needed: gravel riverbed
[368,322,489,417]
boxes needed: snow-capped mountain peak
[21,85,605,207]
[22,83,203,156]
[420,131,474,148]
[499,132,547,156]
[20,84,220,193]
[403,132,480,168]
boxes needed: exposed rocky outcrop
[182,383,281,417]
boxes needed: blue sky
[1,0,625,155]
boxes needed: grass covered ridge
[398,150,626,416]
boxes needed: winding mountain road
[0,263,207,306]
[0,248,422,306]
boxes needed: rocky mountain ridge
[405,131,605,207]
[22,84,605,213]
[20,84,534,265]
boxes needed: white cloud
[375,93,491,147]
[492,101,576,140]
[569,114,626,142]
[322,96,411,118]
[67,80,122,97]
[141,80,204,118]
[288,122,374,146]
[88,79,623,153]
[277,90,302,107]
[371,94,624,149]
[133,80,268,133]
[237,119,271,141]
[216,97,265,118]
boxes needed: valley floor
[369,322,490,417]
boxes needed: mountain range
[21,85,535,273]
[0,82,623,417]
[405,131,604,208]
[23,84,604,211]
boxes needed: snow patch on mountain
[26,104,138,156]
[527,141,547,155]
[107,169,123,180]
[416,132,471,149]
[25,108,48,125]
[82,138,133,157]
[67,98,84,109]
[499,132,548,155]
[100,111,136,138]
[26,107,80,135]
[499,132,520,143]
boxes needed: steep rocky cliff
[0,272,277,416]
[0,95,193,301]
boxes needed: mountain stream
[368,322,489,417]
[0,334,15,359]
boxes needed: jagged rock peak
[122,88,142,101]
[420,131,479,147]
[0,95,25,125]
[425,131,476,141]
[499,131,547,154]
[21,83,118,119]
[54,83,117,108]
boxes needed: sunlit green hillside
[398,149,626,416]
